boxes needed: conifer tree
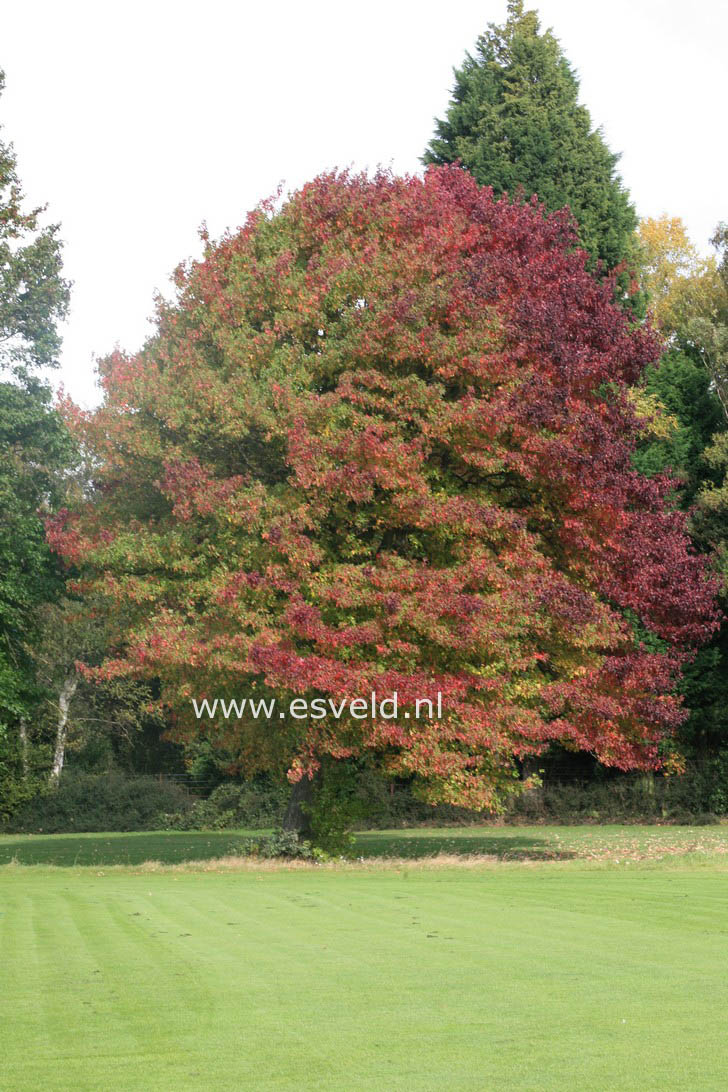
[424,1,636,269]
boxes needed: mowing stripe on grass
[1,863,727,1090]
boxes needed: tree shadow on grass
[352,830,577,861]
[0,831,262,868]
[0,827,579,867]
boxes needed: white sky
[2,0,726,406]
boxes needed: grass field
[2,823,728,866]
[1,827,727,1091]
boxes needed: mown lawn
[1,828,727,1090]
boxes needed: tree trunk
[521,754,542,784]
[521,754,544,815]
[49,672,78,784]
[282,769,321,839]
[19,718,29,780]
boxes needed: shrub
[162,780,288,831]
[506,760,728,824]
[0,773,46,825]
[4,771,194,833]
[254,829,317,860]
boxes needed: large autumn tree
[50,168,717,811]
[423,0,636,270]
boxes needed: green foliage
[697,432,728,591]
[162,780,288,831]
[4,771,194,833]
[306,763,728,829]
[0,71,69,380]
[0,726,43,822]
[249,828,319,860]
[677,633,728,760]
[423,0,636,269]
[631,347,728,762]
[508,761,728,824]
[181,738,236,790]
[633,350,725,504]
[305,760,482,838]
[306,759,371,855]
[0,382,73,724]
[0,68,73,749]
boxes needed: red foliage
[50,167,719,808]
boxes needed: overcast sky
[2,0,726,406]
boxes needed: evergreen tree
[423,0,636,269]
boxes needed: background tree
[0,383,71,718]
[0,72,69,382]
[27,596,171,785]
[637,217,714,332]
[693,228,728,596]
[637,215,728,416]
[423,0,637,270]
[0,68,71,813]
[634,215,728,762]
[50,168,717,818]
[696,224,728,419]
